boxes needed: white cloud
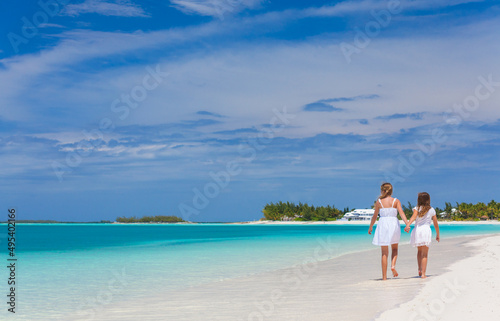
[295,0,486,19]
[38,23,66,28]
[0,21,224,122]
[1,0,499,139]
[170,0,265,18]
[62,0,149,17]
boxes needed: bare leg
[420,246,429,278]
[391,244,399,277]
[417,247,422,276]
[381,246,389,280]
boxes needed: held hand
[404,226,411,233]
[368,226,373,235]
[436,235,440,242]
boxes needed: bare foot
[391,267,399,277]
[418,270,422,277]
[421,275,427,279]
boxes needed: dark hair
[417,192,431,217]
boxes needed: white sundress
[410,207,436,247]
[372,198,401,246]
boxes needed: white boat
[340,209,375,221]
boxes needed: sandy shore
[64,234,500,321]
[376,234,500,321]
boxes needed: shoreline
[229,220,500,225]
[376,234,500,320]
[63,233,499,321]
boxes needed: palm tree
[402,202,414,217]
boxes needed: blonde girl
[368,183,409,280]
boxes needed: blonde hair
[379,182,393,199]
[417,192,431,217]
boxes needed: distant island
[0,220,112,223]
[115,215,185,223]
[261,200,500,221]
[0,216,185,224]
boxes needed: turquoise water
[1,223,499,320]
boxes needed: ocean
[1,223,500,320]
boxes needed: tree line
[115,215,185,223]
[262,202,344,221]
[439,200,500,220]
[262,200,500,221]
[400,200,500,220]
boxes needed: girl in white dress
[368,183,409,280]
[405,192,440,279]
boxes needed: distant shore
[229,220,500,225]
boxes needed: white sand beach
[376,234,500,321]
[64,234,500,321]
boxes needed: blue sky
[1,0,499,222]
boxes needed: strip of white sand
[232,220,500,225]
[376,234,500,321]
